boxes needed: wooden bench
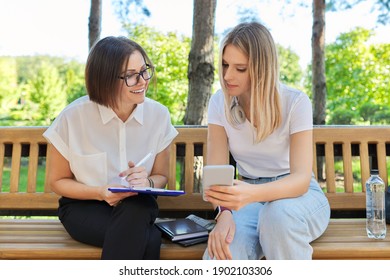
[0,125,389,259]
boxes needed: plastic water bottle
[366,169,386,239]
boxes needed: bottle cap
[370,169,379,175]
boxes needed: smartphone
[202,165,234,201]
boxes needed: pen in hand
[120,152,153,186]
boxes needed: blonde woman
[203,22,330,260]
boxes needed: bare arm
[206,124,235,260]
[206,124,230,165]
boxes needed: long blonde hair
[220,22,281,143]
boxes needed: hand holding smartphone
[202,165,234,201]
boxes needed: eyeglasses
[118,65,154,87]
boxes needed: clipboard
[108,187,185,196]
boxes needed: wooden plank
[184,142,195,194]
[324,142,335,193]
[2,218,390,260]
[377,142,388,186]
[313,143,318,180]
[167,142,177,190]
[10,143,21,193]
[360,141,370,192]
[44,144,52,193]
[0,193,59,210]
[27,143,39,193]
[342,141,353,193]
[0,143,4,191]
[325,193,365,210]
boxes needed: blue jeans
[203,175,330,260]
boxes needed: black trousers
[58,194,161,260]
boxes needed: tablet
[202,165,234,201]
[108,187,185,196]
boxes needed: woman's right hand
[99,184,138,207]
[207,211,236,260]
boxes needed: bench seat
[1,218,390,260]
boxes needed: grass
[1,163,46,193]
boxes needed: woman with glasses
[202,22,330,260]
[43,36,178,259]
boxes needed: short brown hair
[85,36,153,108]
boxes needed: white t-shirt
[208,84,313,178]
[43,95,178,187]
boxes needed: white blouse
[43,96,178,187]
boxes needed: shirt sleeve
[43,113,71,161]
[289,93,313,134]
[207,90,225,126]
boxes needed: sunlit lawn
[1,165,46,193]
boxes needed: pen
[134,151,153,167]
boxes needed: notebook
[155,218,209,242]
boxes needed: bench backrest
[0,126,389,212]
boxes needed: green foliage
[324,27,390,124]
[62,61,87,103]
[277,44,303,88]
[0,57,18,115]
[125,25,191,124]
[328,108,358,124]
[25,62,67,124]
[358,103,390,125]
[0,56,86,126]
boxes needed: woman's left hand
[204,179,253,211]
[119,161,149,187]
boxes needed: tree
[26,62,67,125]
[325,28,390,124]
[312,0,326,125]
[123,25,190,124]
[312,0,390,126]
[277,45,303,88]
[63,61,87,103]
[88,0,102,50]
[0,57,18,116]
[184,0,217,125]
[0,56,85,126]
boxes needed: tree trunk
[183,0,216,193]
[312,0,327,181]
[88,0,102,50]
[185,0,216,125]
[312,0,326,125]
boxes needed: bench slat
[1,218,390,260]
[27,143,39,193]
[342,141,353,193]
